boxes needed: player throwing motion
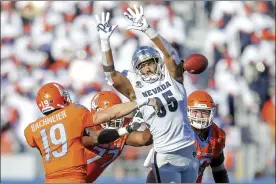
[85,91,153,183]
[146,90,229,183]
[95,5,199,183]
[24,83,157,183]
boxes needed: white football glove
[123,5,158,39]
[126,110,144,133]
[95,12,118,40]
[132,110,144,124]
[148,97,162,114]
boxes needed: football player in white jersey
[94,5,199,183]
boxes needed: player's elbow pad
[97,129,120,144]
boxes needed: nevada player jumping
[146,90,229,183]
[94,5,199,183]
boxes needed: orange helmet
[187,90,216,129]
[36,82,72,114]
[90,91,123,129]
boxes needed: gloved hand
[126,110,144,133]
[148,97,162,113]
[124,5,158,38]
[95,12,118,51]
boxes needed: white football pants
[144,143,199,183]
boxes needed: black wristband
[210,152,225,167]
[103,65,115,72]
[97,129,120,144]
[126,125,134,134]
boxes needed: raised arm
[83,108,154,147]
[95,12,136,100]
[93,97,160,126]
[82,126,136,146]
[93,99,144,126]
[124,5,184,83]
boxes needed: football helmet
[131,46,163,83]
[36,82,72,114]
[187,90,216,129]
[91,91,124,129]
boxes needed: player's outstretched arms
[210,152,230,183]
[93,97,160,126]
[82,122,143,146]
[82,128,123,145]
[93,98,149,126]
[95,12,135,100]
[124,5,183,83]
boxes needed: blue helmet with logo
[131,46,163,83]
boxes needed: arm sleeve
[211,152,229,183]
[212,168,229,183]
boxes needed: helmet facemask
[100,118,124,129]
[132,46,163,84]
[136,58,163,83]
[95,108,124,129]
[188,107,216,130]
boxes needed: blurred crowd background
[1,1,275,183]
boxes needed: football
[183,54,208,74]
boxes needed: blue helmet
[131,46,163,83]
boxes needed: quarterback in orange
[187,90,229,183]
[24,83,154,183]
[84,91,153,183]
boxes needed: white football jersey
[123,64,195,153]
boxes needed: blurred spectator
[261,88,275,142]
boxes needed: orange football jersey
[85,117,132,183]
[194,123,226,183]
[24,103,93,183]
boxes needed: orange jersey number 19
[40,123,68,161]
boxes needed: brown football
[183,54,208,74]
